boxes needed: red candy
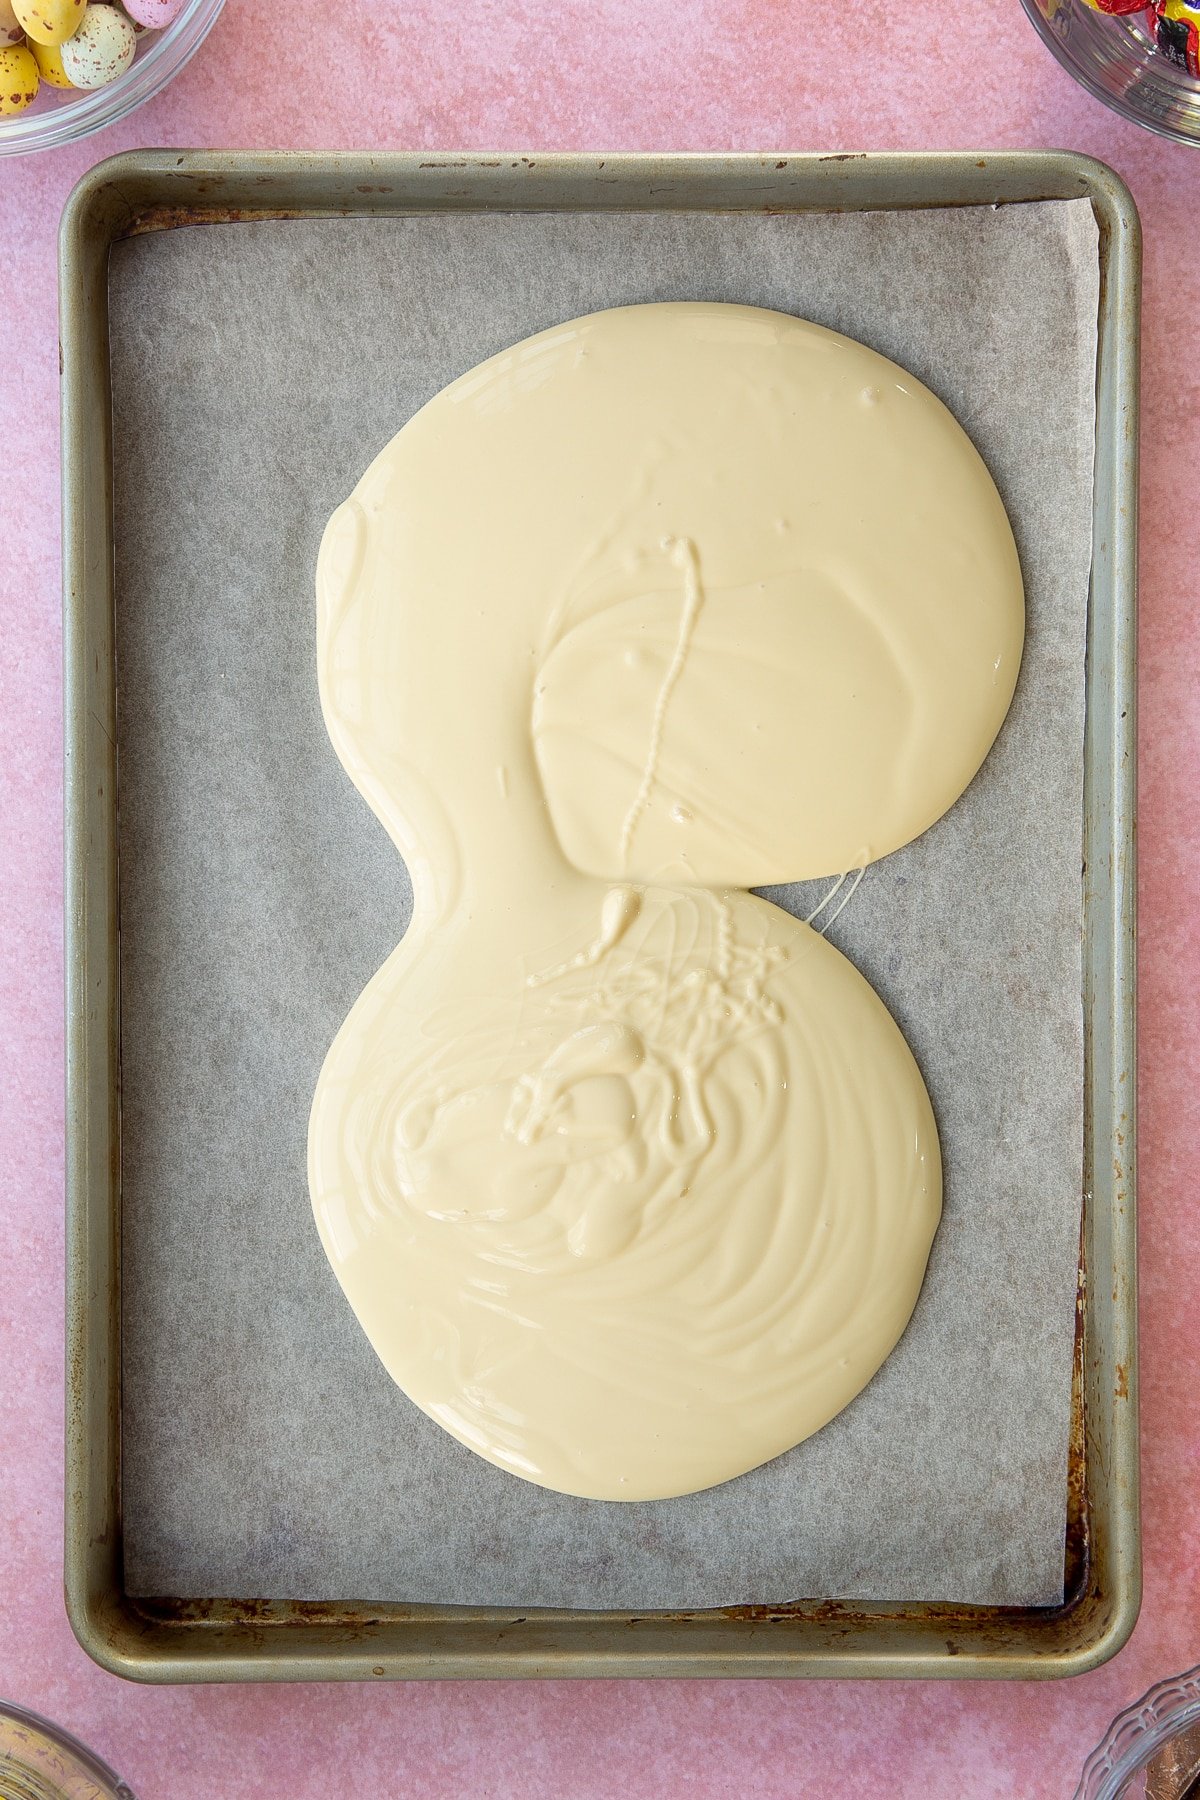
[1146,0,1200,74]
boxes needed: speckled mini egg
[0,38,38,109]
[12,0,84,47]
[30,31,73,82]
[121,0,185,25]
[0,1,24,47]
[59,2,135,85]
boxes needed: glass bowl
[1076,1665,1200,1800]
[0,1700,135,1800]
[1020,0,1200,145]
[0,0,223,158]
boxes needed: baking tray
[61,149,1139,1681]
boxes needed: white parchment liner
[112,200,1097,1608]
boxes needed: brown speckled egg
[0,1,24,48]
[0,38,38,109]
[59,2,134,85]
[12,0,84,47]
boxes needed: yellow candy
[30,31,72,82]
[12,0,84,47]
[0,38,38,110]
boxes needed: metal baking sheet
[61,149,1139,1681]
[115,203,1088,1613]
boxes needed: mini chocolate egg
[0,1,24,47]
[0,38,38,108]
[1078,0,1144,11]
[59,1,134,84]
[1148,0,1200,72]
[30,31,72,81]
[12,0,83,46]
[121,0,184,24]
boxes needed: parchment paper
[112,199,1098,1609]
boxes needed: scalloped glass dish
[0,0,223,158]
[1021,0,1200,145]
[0,1700,135,1800]
[1077,1666,1200,1800]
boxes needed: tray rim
[61,146,1140,1683]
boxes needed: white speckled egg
[122,0,184,25]
[0,38,38,108]
[0,1,24,47]
[12,0,84,46]
[59,2,134,84]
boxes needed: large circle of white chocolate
[529,305,1024,885]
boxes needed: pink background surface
[1,2,1197,1795]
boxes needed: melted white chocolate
[309,302,1022,1502]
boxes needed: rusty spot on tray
[1115,1362,1128,1400]
[134,1593,399,1645]
[1095,208,1111,325]
[1061,1221,1089,1607]
[120,206,310,238]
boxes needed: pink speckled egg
[0,1,24,47]
[121,0,185,24]
[59,1,134,84]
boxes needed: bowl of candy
[1021,0,1200,143]
[0,0,222,155]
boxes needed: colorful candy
[1147,0,1200,74]
[0,0,189,114]
[58,0,134,85]
[0,38,38,110]
[1076,0,1200,83]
